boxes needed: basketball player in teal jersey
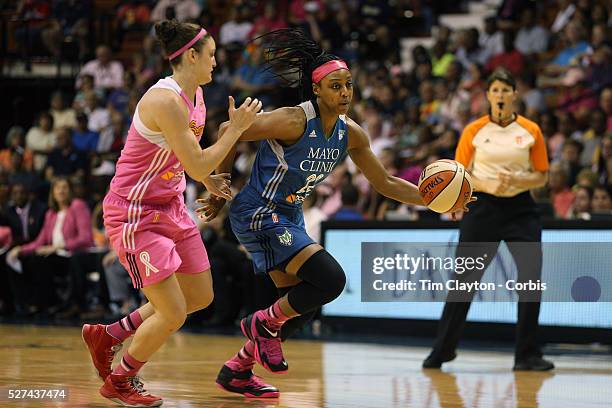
[197,29,447,398]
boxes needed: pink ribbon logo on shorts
[140,251,159,277]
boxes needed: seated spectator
[26,111,57,172]
[107,71,136,115]
[97,111,125,155]
[219,5,253,46]
[248,0,287,40]
[82,91,111,133]
[550,21,590,70]
[548,162,574,218]
[437,79,470,128]
[559,138,583,187]
[1,183,47,246]
[49,91,77,130]
[479,16,503,63]
[593,134,612,185]
[129,53,156,92]
[514,8,549,57]
[588,45,612,92]
[6,177,94,315]
[76,45,124,93]
[73,73,105,111]
[418,80,440,124]
[0,127,33,173]
[484,31,525,76]
[600,87,612,132]
[567,185,592,220]
[430,41,455,78]
[579,108,608,167]
[455,28,488,70]
[231,45,278,106]
[591,185,612,215]
[45,127,87,180]
[7,152,43,197]
[540,113,562,162]
[459,63,487,118]
[575,168,598,189]
[0,183,47,315]
[517,72,546,117]
[71,112,99,153]
[333,183,364,221]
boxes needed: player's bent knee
[157,305,187,331]
[165,312,187,331]
[188,291,214,313]
[328,262,346,301]
[296,250,346,303]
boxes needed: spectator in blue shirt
[553,21,589,67]
[71,112,99,153]
[46,127,87,181]
[231,45,277,107]
[333,183,365,221]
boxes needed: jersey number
[293,173,325,203]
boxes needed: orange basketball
[418,159,473,213]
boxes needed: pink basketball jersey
[110,77,206,204]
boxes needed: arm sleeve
[455,126,476,169]
[530,126,550,172]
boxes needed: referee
[423,68,554,371]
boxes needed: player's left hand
[202,173,232,200]
[195,195,227,221]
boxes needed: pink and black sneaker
[240,311,288,374]
[216,364,279,398]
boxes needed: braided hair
[254,28,343,100]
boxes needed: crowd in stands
[0,0,610,323]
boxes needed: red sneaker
[99,374,162,407]
[82,324,122,380]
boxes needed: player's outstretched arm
[347,119,424,206]
[197,106,307,221]
[144,91,262,183]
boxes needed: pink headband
[168,28,208,61]
[311,60,349,83]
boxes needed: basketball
[418,159,473,213]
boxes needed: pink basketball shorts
[103,191,210,288]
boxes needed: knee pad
[295,250,346,302]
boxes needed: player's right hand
[228,96,263,133]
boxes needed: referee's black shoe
[513,356,555,371]
[422,351,457,369]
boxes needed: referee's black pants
[431,192,543,361]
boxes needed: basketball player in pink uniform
[81,20,262,407]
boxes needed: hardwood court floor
[0,324,610,407]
